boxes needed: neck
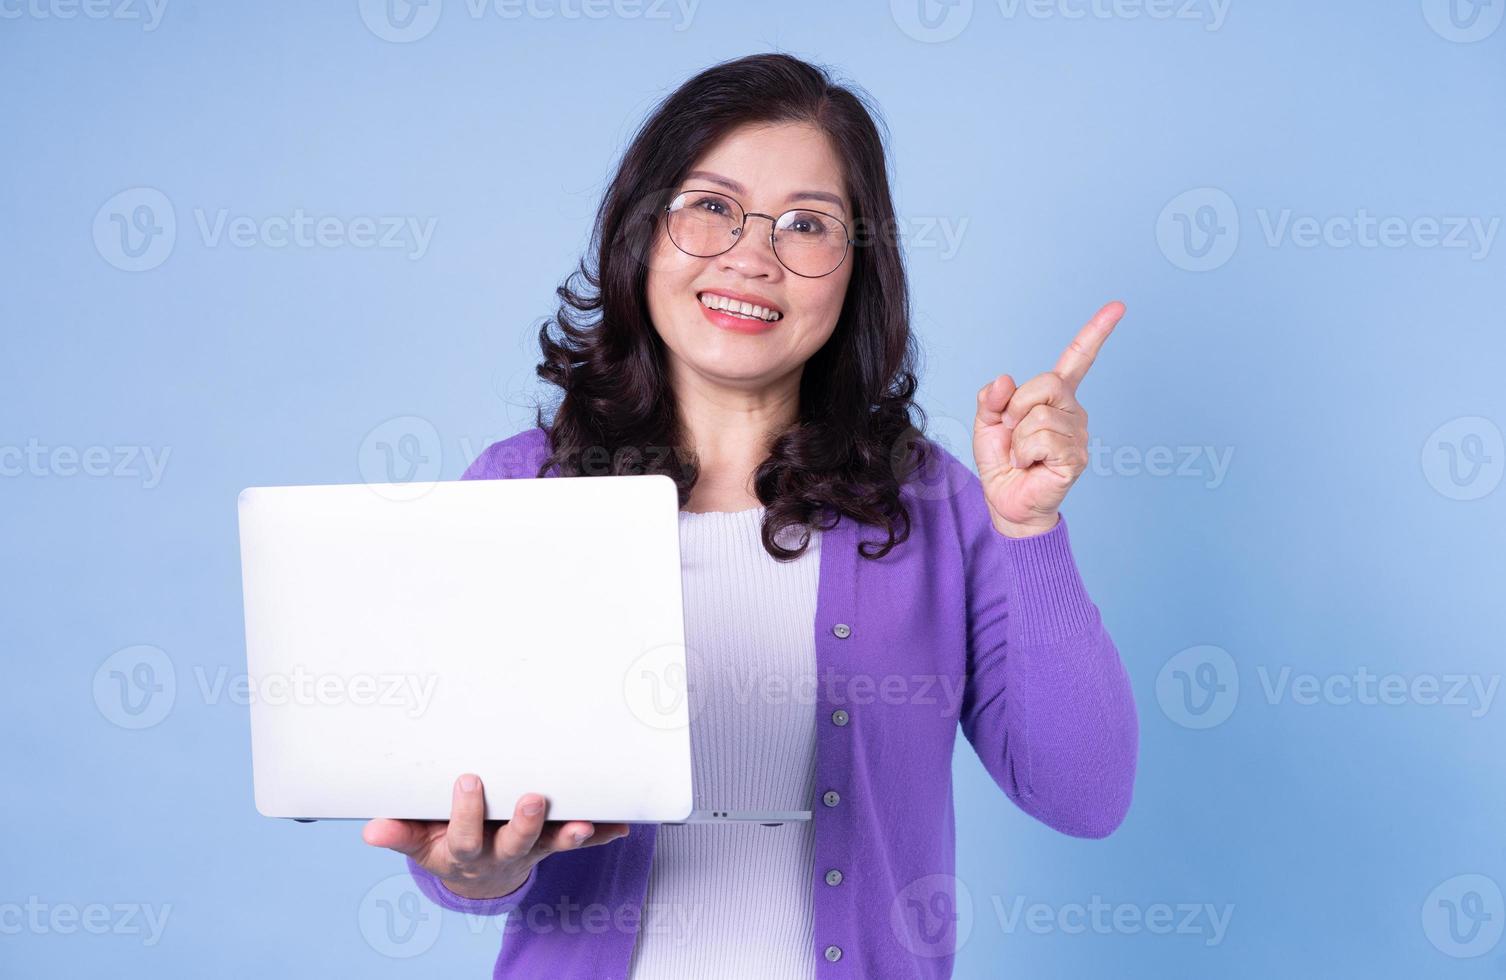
[670,360,801,512]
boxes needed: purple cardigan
[406,424,1138,978]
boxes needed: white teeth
[699,292,782,322]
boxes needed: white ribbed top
[625,505,822,980]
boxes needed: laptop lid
[236,473,694,823]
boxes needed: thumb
[973,373,1017,475]
[362,818,433,857]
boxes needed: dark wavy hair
[527,52,933,560]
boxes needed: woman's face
[644,120,854,394]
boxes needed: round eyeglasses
[662,189,854,279]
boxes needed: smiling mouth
[697,291,784,322]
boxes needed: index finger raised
[1053,300,1125,389]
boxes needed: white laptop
[236,473,809,826]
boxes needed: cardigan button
[822,790,841,807]
[824,944,843,961]
[831,623,852,639]
[831,709,849,726]
[825,868,844,886]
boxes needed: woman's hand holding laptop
[361,773,631,900]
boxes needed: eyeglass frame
[660,188,856,279]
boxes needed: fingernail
[522,796,544,816]
[459,775,479,792]
[572,830,590,845]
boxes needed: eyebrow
[683,170,848,214]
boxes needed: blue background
[3,0,1503,975]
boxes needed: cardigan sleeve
[407,855,539,917]
[460,427,552,481]
[405,431,548,914]
[951,457,1139,838]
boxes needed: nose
[717,214,784,279]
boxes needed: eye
[692,196,732,216]
[784,212,828,236]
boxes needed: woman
[363,52,1137,979]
